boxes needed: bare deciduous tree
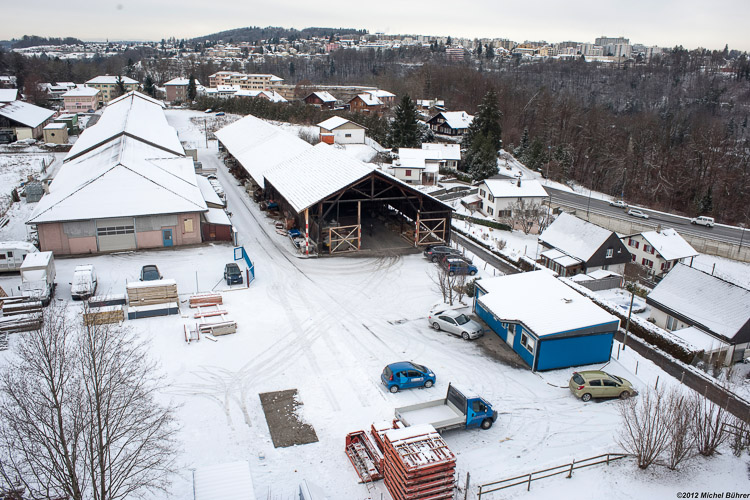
[0,304,179,500]
[507,199,546,235]
[617,387,672,469]
[428,263,459,306]
[692,390,728,457]
[661,389,696,470]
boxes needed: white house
[317,116,366,145]
[421,143,460,169]
[622,228,698,276]
[392,149,438,185]
[477,177,549,222]
[646,264,750,365]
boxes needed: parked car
[569,371,636,402]
[627,209,649,219]
[609,199,628,209]
[438,253,473,265]
[224,263,243,285]
[442,258,478,276]
[690,215,715,227]
[427,309,484,340]
[70,264,97,300]
[381,361,435,393]
[423,245,461,263]
[215,111,225,116]
[139,265,162,281]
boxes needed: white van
[690,216,715,227]
[0,241,37,272]
[71,265,98,300]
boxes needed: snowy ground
[1,110,748,499]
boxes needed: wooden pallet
[83,306,124,325]
[126,280,178,307]
[188,293,222,308]
[197,321,237,336]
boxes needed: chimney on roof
[656,224,662,233]
[517,177,522,187]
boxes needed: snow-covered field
[0,110,748,499]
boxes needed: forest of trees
[189,26,366,45]
[1,39,748,224]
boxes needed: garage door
[96,218,136,251]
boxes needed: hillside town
[0,21,749,500]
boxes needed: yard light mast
[622,285,635,351]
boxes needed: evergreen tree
[187,75,197,101]
[462,89,502,181]
[475,43,482,57]
[446,36,452,46]
[114,75,126,97]
[486,45,495,59]
[143,75,155,97]
[699,186,714,214]
[387,95,421,148]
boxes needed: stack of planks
[197,321,237,336]
[0,313,42,333]
[188,293,223,308]
[127,279,179,307]
[1,297,43,317]
[83,306,125,325]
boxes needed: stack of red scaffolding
[381,424,456,500]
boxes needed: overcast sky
[5,0,750,51]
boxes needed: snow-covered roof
[540,248,582,268]
[44,122,67,130]
[86,75,138,85]
[478,271,619,337]
[307,91,336,103]
[631,228,698,261]
[205,207,231,225]
[21,251,52,269]
[0,101,54,128]
[0,241,37,252]
[317,116,364,131]
[672,326,729,352]
[196,175,224,207]
[194,461,256,500]
[432,111,473,130]
[164,77,200,86]
[29,137,205,224]
[214,114,311,189]
[586,269,621,279]
[66,92,181,161]
[366,89,395,98]
[395,149,429,169]
[647,264,750,340]
[62,86,99,97]
[0,89,18,103]
[264,143,375,213]
[233,89,288,102]
[482,178,549,199]
[539,213,614,262]
[108,90,165,108]
[422,143,460,161]
[352,93,383,106]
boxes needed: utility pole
[623,286,635,351]
[204,117,208,148]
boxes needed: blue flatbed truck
[394,383,497,432]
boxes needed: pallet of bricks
[126,279,179,319]
[382,424,456,500]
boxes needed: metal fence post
[655,376,659,390]
[567,459,575,479]
[527,473,532,491]
[464,472,471,500]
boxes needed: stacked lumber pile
[382,424,456,500]
[83,306,124,325]
[0,298,42,317]
[189,293,222,308]
[197,321,236,336]
[88,294,127,308]
[126,280,178,307]
[0,313,42,333]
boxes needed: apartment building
[208,72,283,90]
[85,75,139,104]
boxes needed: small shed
[317,116,366,144]
[474,271,620,371]
[43,122,68,144]
[54,113,79,133]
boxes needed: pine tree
[143,75,155,97]
[114,75,126,97]
[462,89,502,181]
[187,75,197,101]
[486,45,495,59]
[446,36,452,47]
[387,95,421,148]
[476,43,483,57]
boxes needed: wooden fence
[477,453,629,498]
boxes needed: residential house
[303,91,337,110]
[421,143,460,169]
[0,76,17,88]
[164,77,200,103]
[85,75,139,104]
[348,93,383,114]
[646,264,750,365]
[474,271,620,371]
[62,86,99,112]
[0,100,55,140]
[317,116,366,145]
[233,89,287,102]
[391,149,437,185]
[27,92,229,254]
[538,212,630,276]
[477,177,549,228]
[622,228,698,276]
[364,89,396,107]
[427,111,473,136]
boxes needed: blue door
[162,229,173,247]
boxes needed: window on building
[405,169,412,177]
[184,218,194,233]
[508,324,516,334]
[345,133,352,138]
[642,258,653,268]
[606,248,613,258]
[644,244,651,253]
[631,254,636,262]
[488,194,495,202]
[666,316,678,331]
[501,322,508,329]
[488,207,494,215]
[520,333,535,353]
[479,189,485,197]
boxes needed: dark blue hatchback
[381,361,436,393]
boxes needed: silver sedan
[427,310,484,340]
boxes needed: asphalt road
[547,186,749,246]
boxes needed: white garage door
[96,218,136,252]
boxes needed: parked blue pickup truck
[395,383,497,431]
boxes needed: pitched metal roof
[539,213,614,262]
[0,101,54,128]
